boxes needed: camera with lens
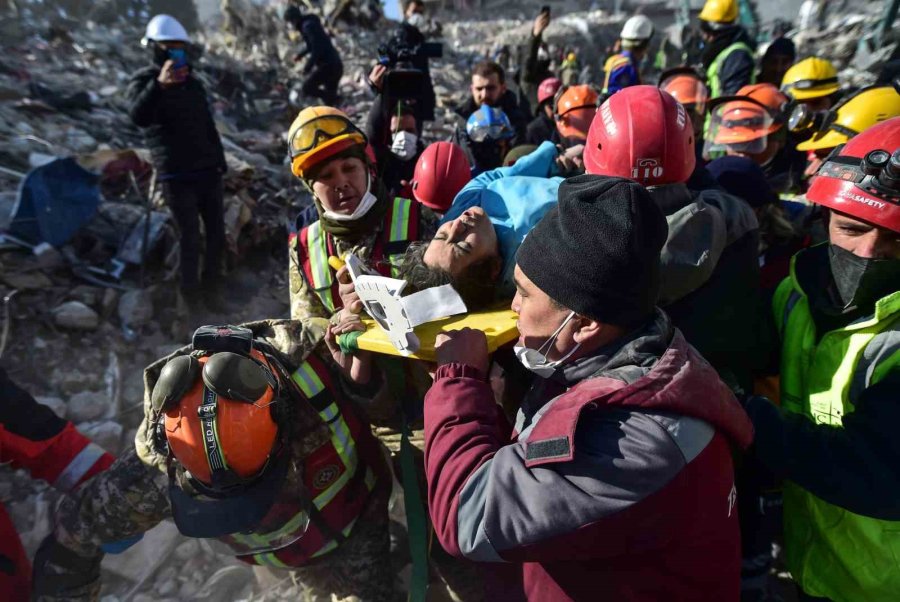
[376,23,442,99]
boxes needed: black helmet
[283,5,303,27]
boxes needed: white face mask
[513,311,581,378]
[390,130,418,161]
[406,13,425,28]
[321,172,379,222]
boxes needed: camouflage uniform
[34,319,394,602]
[288,209,436,321]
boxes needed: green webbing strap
[381,358,429,602]
[336,330,363,356]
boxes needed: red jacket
[424,313,753,601]
[0,368,114,601]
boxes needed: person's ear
[572,316,603,343]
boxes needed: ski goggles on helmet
[288,115,364,160]
[151,326,282,413]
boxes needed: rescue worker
[553,84,599,147]
[286,106,433,321]
[708,83,806,193]
[698,0,755,98]
[559,51,580,85]
[424,175,752,600]
[793,84,900,178]
[454,61,529,145]
[757,37,796,87]
[284,5,344,106]
[31,323,394,601]
[781,56,841,113]
[585,85,762,392]
[659,67,709,161]
[743,117,900,602]
[0,368,113,602]
[408,141,471,217]
[602,15,654,96]
[525,77,562,145]
[128,15,227,309]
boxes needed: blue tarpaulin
[8,157,101,246]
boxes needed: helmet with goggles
[466,105,516,143]
[807,117,900,233]
[288,107,367,178]
[706,96,780,156]
[151,325,288,492]
[781,57,840,101]
[794,85,900,152]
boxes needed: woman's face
[310,157,369,215]
[423,207,499,276]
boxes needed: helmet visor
[785,76,839,91]
[706,99,775,155]
[468,124,513,143]
[289,116,361,159]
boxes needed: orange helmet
[158,348,281,489]
[555,85,600,140]
[736,83,790,131]
[659,69,709,114]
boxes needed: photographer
[367,101,424,199]
[127,15,226,308]
[284,5,343,105]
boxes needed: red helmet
[807,116,900,233]
[411,142,471,212]
[537,77,563,106]
[584,85,696,186]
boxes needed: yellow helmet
[566,52,577,62]
[287,106,366,178]
[781,57,840,101]
[699,0,739,24]
[797,85,900,152]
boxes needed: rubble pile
[1,0,897,599]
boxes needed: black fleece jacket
[127,66,226,177]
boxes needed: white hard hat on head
[141,14,190,46]
[621,15,654,41]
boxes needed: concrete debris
[52,300,100,330]
[118,289,154,328]
[35,395,67,419]
[67,390,111,423]
[77,420,124,454]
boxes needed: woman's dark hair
[397,241,498,311]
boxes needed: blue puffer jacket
[441,141,563,296]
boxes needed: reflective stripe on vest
[305,220,336,313]
[602,54,631,94]
[706,41,754,99]
[298,197,415,313]
[772,256,900,600]
[243,359,376,563]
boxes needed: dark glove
[31,534,102,601]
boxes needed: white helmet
[141,14,190,47]
[620,15,654,41]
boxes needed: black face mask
[828,244,900,310]
[151,44,169,67]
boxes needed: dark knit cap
[707,155,778,209]
[516,175,668,327]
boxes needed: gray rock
[67,390,110,422]
[173,539,201,561]
[35,395,67,419]
[102,520,182,580]
[118,289,154,328]
[52,301,99,331]
[77,420,123,453]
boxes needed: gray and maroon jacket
[424,312,753,601]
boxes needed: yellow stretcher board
[355,306,520,361]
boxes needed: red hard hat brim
[807,174,900,233]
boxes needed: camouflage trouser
[253,481,394,602]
